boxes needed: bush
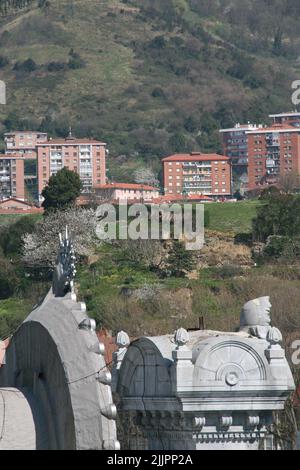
[212,265,245,280]
[68,57,85,70]
[151,87,165,98]
[263,235,292,259]
[14,58,37,73]
[0,216,37,257]
[47,61,66,72]
[149,36,167,49]
[0,55,9,68]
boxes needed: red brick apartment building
[4,131,48,158]
[0,154,25,200]
[219,123,263,191]
[163,152,232,198]
[37,134,107,199]
[269,111,300,127]
[246,124,300,191]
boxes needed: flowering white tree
[22,208,98,268]
[134,167,159,187]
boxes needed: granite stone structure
[0,229,119,450]
[113,297,295,450]
[0,230,296,450]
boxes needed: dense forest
[0,0,299,180]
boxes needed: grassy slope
[0,0,298,179]
[205,201,259,234]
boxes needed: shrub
[212,265,245,280]
[47,61,66,72]
[0,55,9,68]
[14,58,37,73]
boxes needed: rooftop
[95,183,159,191]
[37,138,106,146]
[4,131,47,135]
[162,153,229,162]
[219,123,263,133]
[246,123,300,134]
[269,111,300,118]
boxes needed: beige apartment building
[4,131,48,158]
[37,134,107,199]
[0,154,25,200]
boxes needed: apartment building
[163,152,231,198]
[219,123,263,191]
[0,154,25,200]
[37,134,107,199]
[4,131,48,158]
[246,124,300,191]
[94,183,160,203]
[269,111,300,128]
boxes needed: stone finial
[116,331,130,348]
[52,226,76,298]
[174,328,189,348]
[267,327,282,345]
[239,296,272,334]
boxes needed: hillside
[0,0,299,180]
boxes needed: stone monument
[113,297,295,450]
[0,228,119,450]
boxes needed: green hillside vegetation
[0,0,299,180]
[205,201,259,234]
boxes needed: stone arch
[193,340,267,387]
[118,339,172,398]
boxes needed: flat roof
[162,153,229,162]
[219,124,262,133]
[4,131,47,135]
[95,183,159,191]
[37,138,106,146]
[246,124,300,134]
[269,112,300,118]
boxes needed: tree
[0,215,37,257]
[134,167,159,187]
[14,58,37,73]
[166,241,196,277]
[22,207,97,268]
[42,167,82,212]
[279,172,300,194]
[253,193,300,242]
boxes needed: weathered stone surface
[0,229,118,450]
[113,299,295,450]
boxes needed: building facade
[246,124,300,191]
[94,183,160,203]
[163,152,231,198]
[113,298,295,451]
[4,131,48,158]
[219,123,263,191]
[37,135,107,199]
[269,112,300,128]
[0,154,25,200]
